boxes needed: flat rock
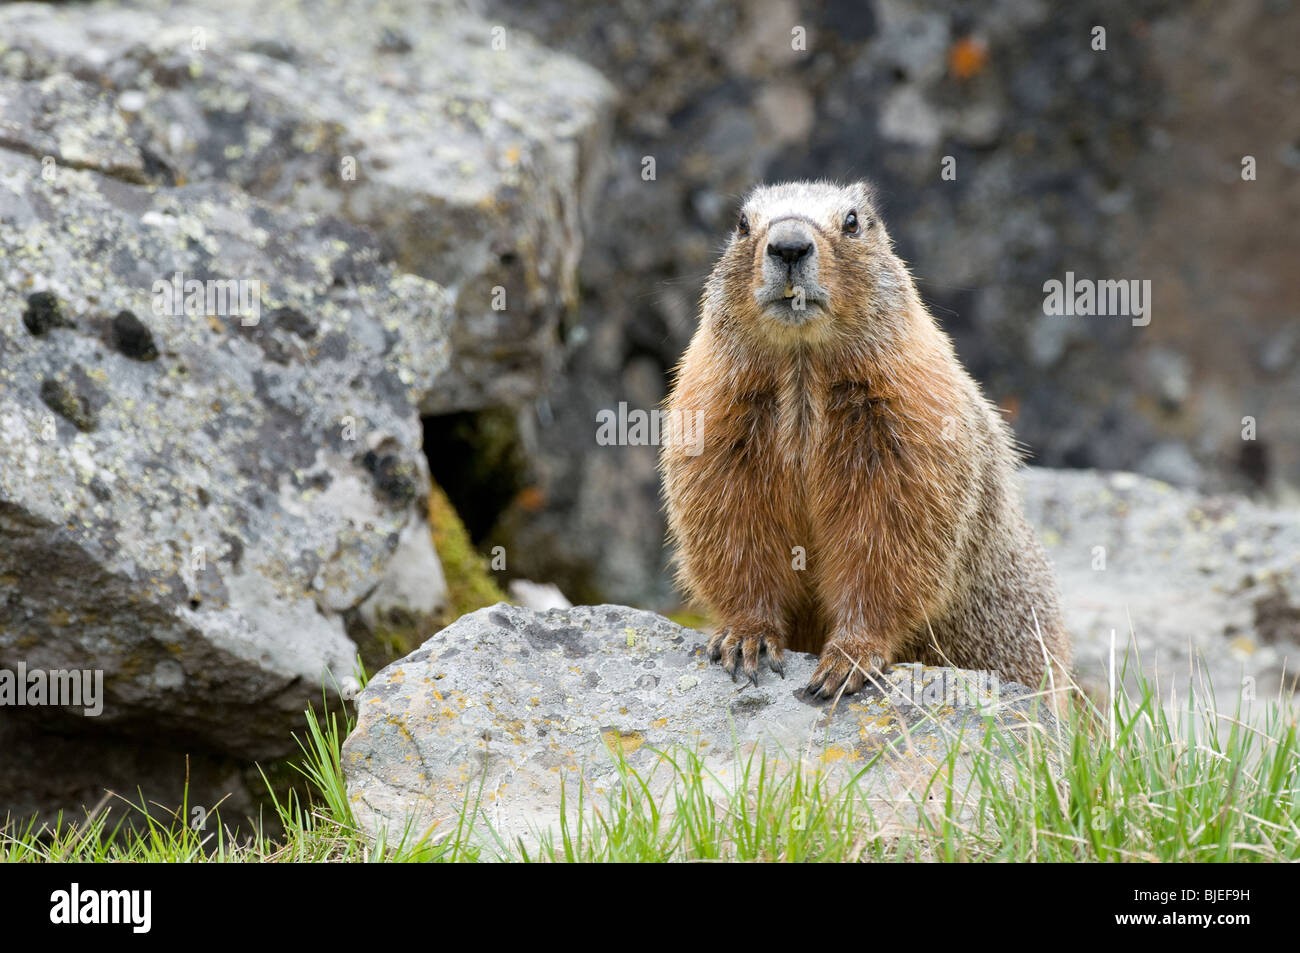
[1023,467,1300,708]
[343,604,1060,847]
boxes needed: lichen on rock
[342,604,1061,847]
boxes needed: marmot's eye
[843,211,860,235]
[737,213,750,236]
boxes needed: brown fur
[659,180,1071,701]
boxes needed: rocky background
[0,0,1297,831]
[475,0,1300,608]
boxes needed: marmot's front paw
[707,622,786,686]
[805,636,886,699]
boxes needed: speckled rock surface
[1024,468,1300,706]
[0,148,447,755]
[0,0,612,826]
[343,604,1059,846]
[0,0,615,410]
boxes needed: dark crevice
[0,140,152,186]
[421,408,529,545]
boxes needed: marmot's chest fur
[660,180,1071,702]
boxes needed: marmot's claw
[708,624,786,688]
[806,646,877,699]
[707,628,728,662]
[813,676,846,699]
[804,672,826,697]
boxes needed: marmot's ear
[853,179,879,207]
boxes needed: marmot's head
[705,180,910,344]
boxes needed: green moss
[666,610,713,632]
[428,480,508,624]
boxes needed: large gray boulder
[1024,468,1300,709]
[0,151,445,757]
[343,604,1059,847]
[0,0,615,410]
[0,0,613,826]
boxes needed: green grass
[2,659,1297,862]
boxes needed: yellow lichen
[600,729,644,756]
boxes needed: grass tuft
[2,655,1296,862]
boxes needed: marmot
[660,180,1071,700]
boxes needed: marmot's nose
[767,239,813,265]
